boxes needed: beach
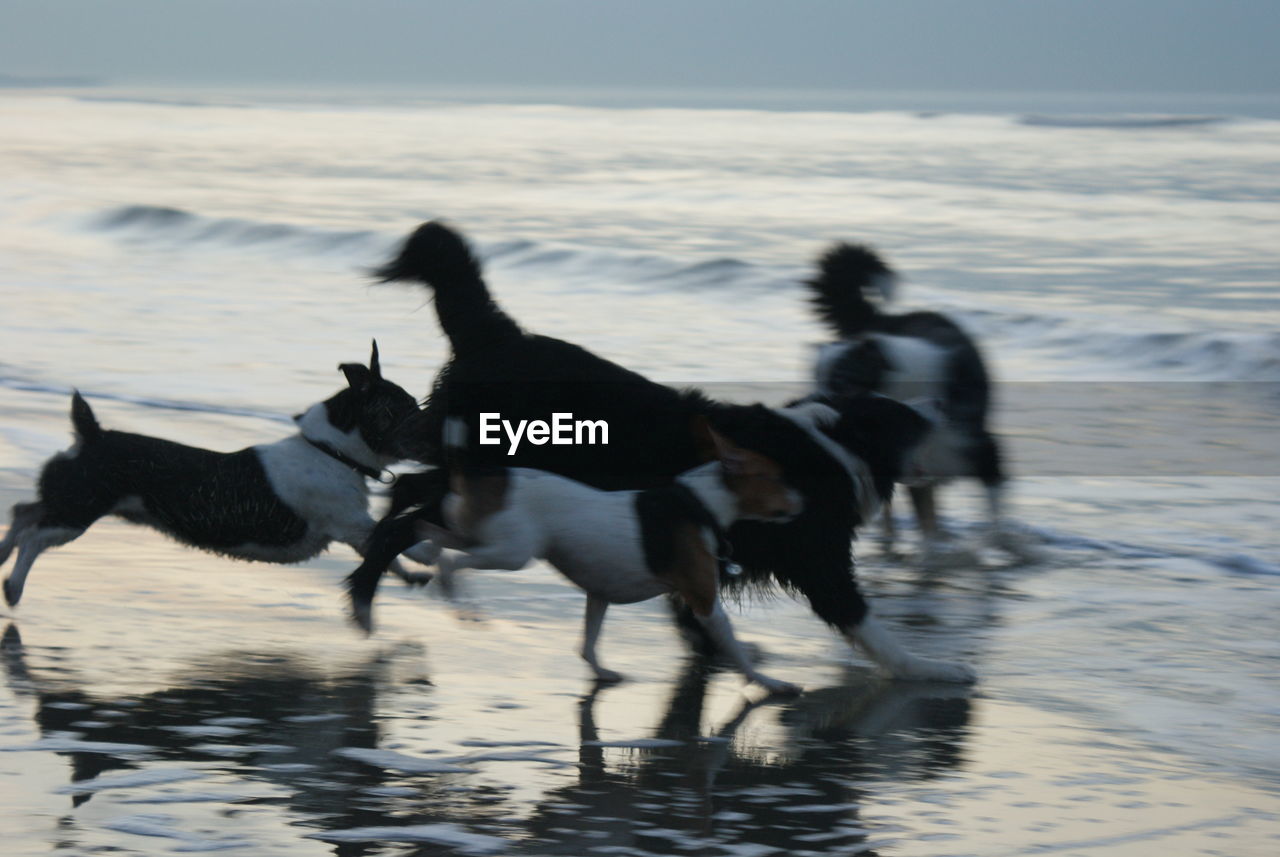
[1,87,1278,855]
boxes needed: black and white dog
[0,342,433,608]
[808,243,1034,564]
[348,222,976,683]
[421,415,806,693]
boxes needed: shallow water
[2,87,1279,855]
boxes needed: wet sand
[2,385,1278,856]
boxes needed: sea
[1,85,1278,856]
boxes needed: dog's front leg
[846,614,976,683]
[694,598,801,695]
[580,595,622,683]
[340,517,434,587]
[983,485,1044,562]
[432,537,534,621]
[3,521,83,609]
[879,496,898,555]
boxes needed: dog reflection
[527,659,972,855]
[4,625,970,855]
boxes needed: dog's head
[309,341,419,461]
[694,416,803,522]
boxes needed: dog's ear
[369,339,382,379]
[340,362,373,393]
[690,415,718,462]
[708,426,762,477]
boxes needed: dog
[349,222,976,683]
[419,415,805,693]
[808,242,1034,564]
[0,342,435,608]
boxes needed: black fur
[349,222,930,638]
[38,395,310,550]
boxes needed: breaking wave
[1018,114,1229,129]
[85,204,1280,382]
[91,205,389,257]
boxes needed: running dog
[1,342,434,607]
[809,243,1035,564]
[421,415,804,692]
[350,222,976,683]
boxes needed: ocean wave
[90,205,388,256]
[0,372,290,426]
[83,206,1280,381]
[1027,524,1280,578]
[1018,114,1229,129]
[958,309,1280,381]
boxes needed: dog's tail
[69,391,103,444]
[374,221,523,357]
[806,243,897,338]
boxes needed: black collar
[304,437,385,481]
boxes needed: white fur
[846,615,976,682]
[432,463,799,693]
[1,525,80,608]
[872,271,898,303]
[867,333,950,401]
[812,343,848,396]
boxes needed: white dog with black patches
[808,242,1040,565]
[416,418,806,694]
[0,342,435,608]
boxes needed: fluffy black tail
[69,391,102,443]
[374,221,523,357]
[806,243,896,338]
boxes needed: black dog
[349,223,975,682]
[809,243,1034,564]
[1,342,433,608]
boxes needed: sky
[2,0,1278,95]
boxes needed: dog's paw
[918,542,980,570]
[398,570,434,587]
[349,602,374,636]
[889,657,977,684]
[878,534,904,559]
[3,577,20,608]
[449,603,487,623]
[990,528,1046,563]
[753,674,803,696]
[592,667,625,684]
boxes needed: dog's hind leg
[580,595,622,683]
[0,503,43,569]
[4,521,84,608]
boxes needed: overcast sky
[3,0,1277,94]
